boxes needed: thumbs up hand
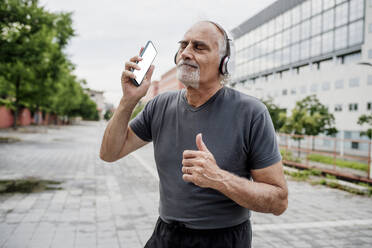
[182,133,223,189]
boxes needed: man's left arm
[182,134,288,216]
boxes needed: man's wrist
[212,168,230,192]
[118,97,138,114]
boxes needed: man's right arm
[99,98,148,162]
[99,50,154,162]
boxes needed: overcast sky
[40,0,277,106]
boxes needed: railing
[278,133,372,183]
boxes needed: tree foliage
[261,97,286,131]
[0,0,98,126]
[357,114,372,140]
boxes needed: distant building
[231,0,372,154]
[85,89,105,120]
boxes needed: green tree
[261,97,286,131]
[357,114,372,140]
[280,95,338,155]
[0,0,74,128]
[104,109,113,121]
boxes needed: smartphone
[131,40,157,86]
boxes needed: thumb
[196,133,209,152]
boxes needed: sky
[39,0,277,106]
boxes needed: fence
[278,133,372,183]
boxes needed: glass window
[292,25,300,43]
[350,0,364,22]
[301,20,311,40]
[349,77,360,87]
[335,26,347,50]
[323,9,334,32]
[322,31,334,54]
[349,103,358,111]
[311,15,322,36]
[283,11,292,29]
[267,36,274,53]
[268,20,275,35]
[282,47,290,65]
[349,20,364,46]
[291,43,300,63]
[301,1,311,20]
[344,131,352,139]
[283,29,291,47]
[322,82,331,91]
[274,50,282,68]
[310,83,318,92]
[311,35,321,57]
[334,104,343,112]
[300,40,310,60]
[261,23,268,40]
[275,15,283,33]
[369,23,372,33]
[292,6,301,25]
[274,33,282,50]
[367,102,372,110]
[291,88,297,95]
[368,75,372,85]
[312,0,323,15]
[369,49,372,59]
[335,2,348,27]
[324,0,335,10]
[282,89,288,96]
[335,80,344,89]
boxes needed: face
[176,22,223,89]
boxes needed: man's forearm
[214,170,288,215]
[100,98,137,162]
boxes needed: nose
[180,43,194,61]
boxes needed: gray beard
[176,65,200,89]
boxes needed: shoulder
[223,87,268,118]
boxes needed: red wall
[0,106,14,128]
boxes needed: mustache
[177,60,199,69]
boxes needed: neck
[184,80,223,108]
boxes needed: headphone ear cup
[219,56,230,75]
[174,51,179,64]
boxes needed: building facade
[85,89,105,120]
[231,0,372,152]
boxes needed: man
[100,21,288,248]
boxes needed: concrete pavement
[0,121,372,248]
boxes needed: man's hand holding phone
[121,42,156,105]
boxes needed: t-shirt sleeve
[129,101,154,142]
[247,109,282,170]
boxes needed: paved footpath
[0,121,372,248]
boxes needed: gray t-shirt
[130,86,281,229]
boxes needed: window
[310,83,318,92]
[323,9,334,32]
[282,47,290,65]
[322,82,331,91]
[292,6,301,25]
[344,131,352,139]
[349,0,364,22]
[301,20,311,40]
[351,141,359,150]
[367,102,372,110]
[291,43,300,63]
[368,75,372,85]
[349,77,360,87]
[349,20,364,46]
[369,23,372,33]
[283,11,292,29]
[300,40,310,60]
[275,15,283,33]
[274,50,282,67]
[311,15,322,36]
[283,29,291,47]
[302,1,311,20]
[369,50,372,59]
[274,33,283,50]
[335,2,348,27]
[349,103,358,111]
[282,89,288,96]
[300,85,307,94]
[334,104,343,112]
[291,88,297,95]
[335,80,344,89]
[322,31,334,54]
[324,0,335,10]
[292,25,300,43]
[311,35,321,57]
[335,26,347,50]
[312,0,323,15]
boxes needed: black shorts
[144,217,252,248]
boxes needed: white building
[231,0,372,153]
[85,89,105,120]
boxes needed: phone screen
[132,41,157,86]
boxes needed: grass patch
[307,153,368,172]
[0,136,21,143]
[280,149,301,163]
[312,179,372,196]
[0,177,62,194]
[284,168,322,181]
